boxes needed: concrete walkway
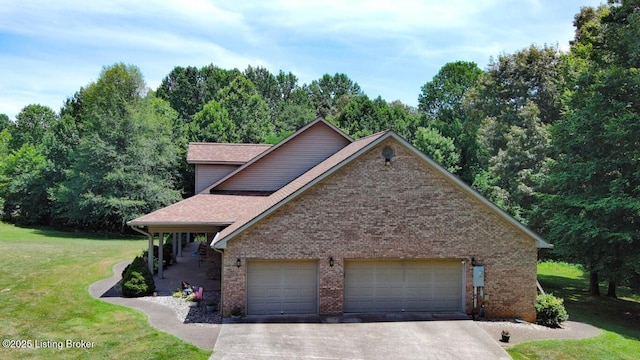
[88,242,221,350]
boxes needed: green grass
[0,222,212,359]
[508,261,640,360]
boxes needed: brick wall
[221,137,538,321]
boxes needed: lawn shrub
[535,293,569,327]
[148,244,173,267]
[121,254,155,297]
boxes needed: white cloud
[0,0,607,118]
[228,0,501,34]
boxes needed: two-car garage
[246,259,464,316]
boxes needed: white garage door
[247,261,318,315]
[344,260,463,313]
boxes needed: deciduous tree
[418,61,482,182]
[412,127,460,173]
[50,64,181,232]
[534,1,640,296]
[308,73,363,118]
[9,104,57,150]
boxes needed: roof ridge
[188,142,272,146]
[354,130,389,140]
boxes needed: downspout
[211,232,224,316]
[131,225,154,275]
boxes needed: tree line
[1,1,638,296]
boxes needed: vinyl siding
[215,122,351,192]
[195,164,239,194]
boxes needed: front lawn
[508,261,640,360]
[0,222,212,359]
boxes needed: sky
[0,0,604,120]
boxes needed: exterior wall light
[329,257,334,267]
[382,146,395,166]
[236,258,241,268]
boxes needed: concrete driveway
[210,319,510,359]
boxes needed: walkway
[88,241,221,350]
[88,241,601,355]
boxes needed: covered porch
[126,194,267,318]
[148,238,221,301]
[129,225,222,281]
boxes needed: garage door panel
[247,261,318,315]
[345,260,462,313]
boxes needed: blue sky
[1,0,603,119]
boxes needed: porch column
[158,233,164,279]
[147,233,154,274]
[172,233,177,263]
[177,233,183,257]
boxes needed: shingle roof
[212,131,387,247]
[130,127,551,249]
[127,194,265,226]
[187,143,271,164]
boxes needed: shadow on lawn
[27,225,144,241]
[539,273,640,341]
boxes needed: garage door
[344,260,463,313]
[247,261,318,315]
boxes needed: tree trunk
[589,271,600,296]
[607,281,617,298]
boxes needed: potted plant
[206,300,218,313]
[501,330,511,343]
[230,306,242,319]
[185,294,200,308]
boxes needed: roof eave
[187,160,246,165]
[128,221,233,227]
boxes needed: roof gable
[212,131,386,248]
[203,117,353,193]
[213,131,551,249]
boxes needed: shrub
[231,306,242,317]
[121,254,155,297]
[535,293,569,327]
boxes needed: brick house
[129,118,550,321]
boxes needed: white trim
[461,260,467,313]
[210,232,220,249]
